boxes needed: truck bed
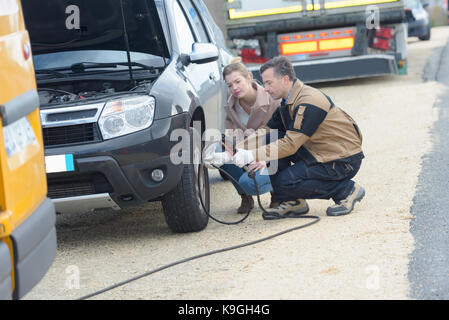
[248,54,398,83]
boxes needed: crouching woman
[218,58,280,213]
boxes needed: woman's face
[225,71,252,99]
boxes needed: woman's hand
[223,141,235,156]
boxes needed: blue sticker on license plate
[45,154,75,173]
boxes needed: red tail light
[239,48,269,64]
[375,27,394,39]
[371,37,392,51]
[23,42,31,60]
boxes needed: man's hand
[232,149,255,168]
[203,142,232,168]
[248,161,267,173]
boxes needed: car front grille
[43,123,101,147]
[48,180,95,199]
[47,173,113,199]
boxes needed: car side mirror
[190,43,219,64]
[178,43,219,68]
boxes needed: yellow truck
[224,0,408,83]
[0,0,56,300]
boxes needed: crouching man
[233,56,365,219]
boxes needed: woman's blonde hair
[222,56,252,80]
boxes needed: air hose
[77,163,320,300]
[202,163,321,224]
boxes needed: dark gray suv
[22,0,231,233]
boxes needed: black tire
[419,26,431,41]
[161,128,210,233]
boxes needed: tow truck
[224,0,408,83]
[0,0,56,300]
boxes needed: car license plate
[3,116,37,157]
[45,154,75,173]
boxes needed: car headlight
[98,95,155,140]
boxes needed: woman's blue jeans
[220,164,273,196]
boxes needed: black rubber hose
[202,163,320,224]
[76,163,320,300]
[198,163,253,225]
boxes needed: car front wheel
[419,26,431,41]
[161,128,209,233]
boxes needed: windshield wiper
[35,69,69,78]
[35,62,160,80]
[69,61,158,73]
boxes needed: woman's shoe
[237,194,254,214]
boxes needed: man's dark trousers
[269,154,362,203]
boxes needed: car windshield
[22,0,169,75]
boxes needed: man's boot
[326,182,365,216]
[237,194,254,214]
[262,198,309,220]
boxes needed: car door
[174,0,221,132]
[192,0,232,132]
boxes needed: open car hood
[21,0,169,58]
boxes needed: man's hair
[260,56,295,81]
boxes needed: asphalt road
[408,37,449,300]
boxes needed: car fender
[150,58,203,129]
